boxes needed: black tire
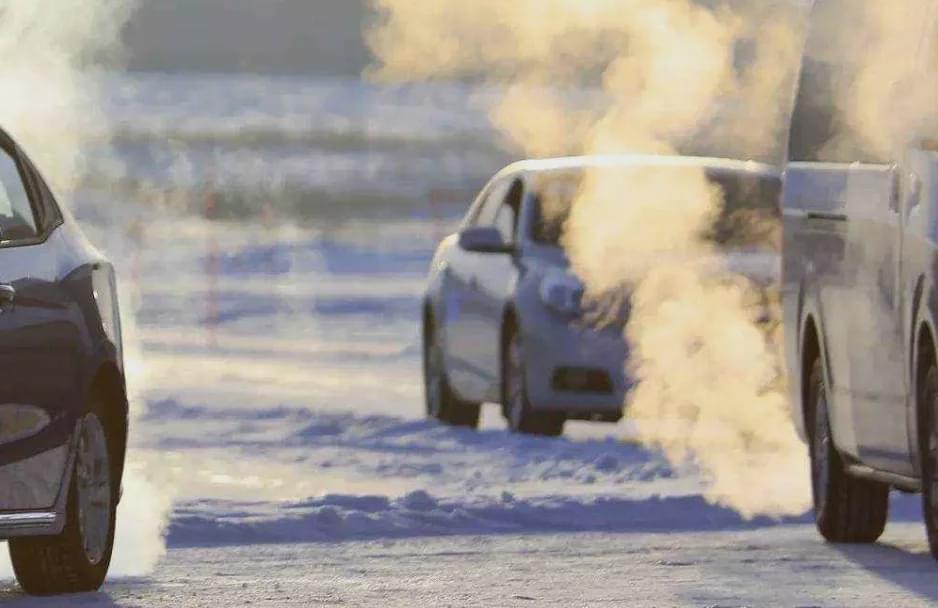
[808,357,888,543]
[423,318,481,428]
[503,324,565,437]
[918,360,938,559]
[9,393,118,595]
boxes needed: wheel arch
[499,304,520,399]
[912,278,938,475]
[500,304,520,358]
[910,273,929,378]
[89,361,128,496]
[801,313,822,440]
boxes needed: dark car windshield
[531,170,780,250]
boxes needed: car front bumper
[521,312,630,417]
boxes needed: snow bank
[167,491,811,548]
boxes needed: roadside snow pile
[167,491,811,547]
[137,398,683,501]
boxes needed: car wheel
[9,396,117,595]
[808,357,888,543]
[918,357,938,559]
[423,318,480,429]
[504,325,564,437]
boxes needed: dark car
[0,127,127,594]
[782,1,938,557]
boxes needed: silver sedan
[422,154,781,437]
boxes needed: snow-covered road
[2,217,937,605]
[4,525,938,606]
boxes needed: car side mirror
[458,226,515,254]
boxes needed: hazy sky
[124,0,372,74]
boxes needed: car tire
[808,357,888,544]
[9,393,118,595]
[918,358,938,559]
[503,324,565,437]
[423,319,481,429]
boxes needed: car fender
[910,273,938,474]
[796,280,835,444]
[424,236,458,323]
[510,259,543,333]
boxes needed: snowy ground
[125,217,713,523]
[1,216,936,605]
[4,526,938,606]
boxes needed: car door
[441,178,512,401]
[0,141,84,511]
[471,178,523,401]
[841,163,912,473]
[784,162,858,457]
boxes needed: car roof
[495,154,781,182]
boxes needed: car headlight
[539,272,585,315]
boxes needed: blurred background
[85,0,542,516]
[86,0,507,223]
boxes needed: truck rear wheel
[808,357,888,543]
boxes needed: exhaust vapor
[369,0,811,517]
[807,0,938,162]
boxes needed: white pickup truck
[783,0,938,557]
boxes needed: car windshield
[531,170,781,251]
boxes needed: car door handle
[806,211,848,222]
[468,277,479,290]
[0,284,15,312]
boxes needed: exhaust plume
[806,0,938,162]
[369,0,811,517]
[0,0,170,577]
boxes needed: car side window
[22,158,63,233]
[477,178,522,243]
[475,180,511,226]
[0,148,38,244]
[461,188,490,228]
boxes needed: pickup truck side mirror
[458,226,515,255]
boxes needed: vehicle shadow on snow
[829,496,938,601]
[834,541,938,601]
[0,587,129,607]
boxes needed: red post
[204,190,219,349]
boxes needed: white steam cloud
[369,0,811,517]
[809,0,938,162]
[0,0,170,578]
